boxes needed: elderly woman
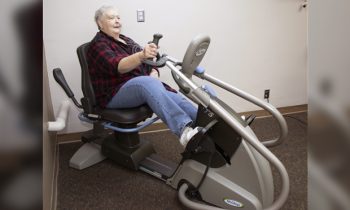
[87,5,200,146]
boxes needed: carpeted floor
[57,112,307,210]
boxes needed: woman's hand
[119,43,159,74]
[140,43,158,60]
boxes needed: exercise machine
[53,34,289,210]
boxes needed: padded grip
[53,68,74,98]
[152,33,163,46]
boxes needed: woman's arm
[118,43,158,74]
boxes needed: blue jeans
[106,76,197,137]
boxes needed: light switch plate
[137,9,145,22]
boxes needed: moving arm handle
[142,34,168,67]
[151,33,163,46]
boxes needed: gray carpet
[57,112,307,210]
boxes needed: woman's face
[98,8,122,38]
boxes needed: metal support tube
[206,99,290,210]
[166,61,198,90]
[165,60,289,210]
[199,73,288,147]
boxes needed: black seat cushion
[96,105,153,124]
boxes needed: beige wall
[43,47,57,210]
[44,0,307,134]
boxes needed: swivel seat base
[102,134,155,170]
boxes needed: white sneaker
[180,126,201,147]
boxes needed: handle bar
[143,33,165,67]
[53,68,82,108]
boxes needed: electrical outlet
[264,89,270,99]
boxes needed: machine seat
[97,105,153,124]
[77,42,154,125]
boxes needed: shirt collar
[98,30,127,44]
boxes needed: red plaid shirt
[87,31,175,108]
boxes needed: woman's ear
[97,20,103,29]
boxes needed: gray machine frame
[163,34,289,210]
[67,34,289,210]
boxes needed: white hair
[94,5,118,29]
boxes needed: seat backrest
[77,42,96,113]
